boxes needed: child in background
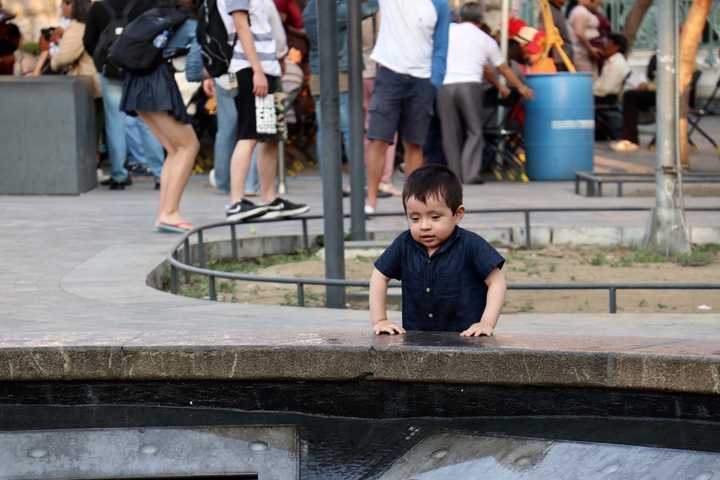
[509,17,557,74]
[370,165,507,336]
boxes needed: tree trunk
[622,0,654,52]
[679,0,713,169]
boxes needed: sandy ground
[179,245,720,315]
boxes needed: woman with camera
[32,0,100,97]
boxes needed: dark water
[2,405,720,479]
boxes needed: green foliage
[676,250,713,267]
[209,250,317,274]
[630,249,666,264]
[590,254,607,266]
[19,42,40,55]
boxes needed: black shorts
[367,66,436,146]
[233,67,281,141]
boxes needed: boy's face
[405,194,464,254]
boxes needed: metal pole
[348,0,367,240]
[197,230,206,268]
[497,0,511,130]
[524,210,531,249]
[301,218,309,251]
[278,140,287,195]
[645,0,691,255]
[318,0,347,308]
[499,0,510,60]
[230,224,238,260]
[297,283,305,307]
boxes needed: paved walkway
[0,132,719,390]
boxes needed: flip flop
[155,222,193,234]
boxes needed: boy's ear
[454,205,465,222]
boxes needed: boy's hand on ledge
[373,321,406,335]
[460,322,494,337]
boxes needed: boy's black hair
[402,164,463,213]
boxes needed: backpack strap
[122,0,141,24]
[98,0,119,21]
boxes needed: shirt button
[426,288,431,293]
[428,313,433,318]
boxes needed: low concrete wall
[0,76,97,195]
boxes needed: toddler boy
[370,165,507,336]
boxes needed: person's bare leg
[381,137,397,184]
[229,139,256,205]
[139,112,174,222]
[257,141,278,204]
[139,112,196,226]
[366,139,390,208]
[403,141,424,176]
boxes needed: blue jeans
[214,80,259,194]
[126,116,165,181]
[99,74,128,182]
[314,91,350,177]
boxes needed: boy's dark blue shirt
[374,227,505,332]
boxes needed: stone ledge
[1,333,718,395]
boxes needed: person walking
[303,0,377,183]
[364,0,450,214]
[362,12,401,196]
[119,1,199,232]
[206,0,287,197]
[438,3,533,184]
[83,0,161,190]
[220,0,309,222]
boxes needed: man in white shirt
[220,0,309,222]
[365,0,450,213]
[437,2,532,184]
[594,33,631,140]
[593,33,631,99]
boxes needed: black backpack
[108,7,189,74]
[197,0,236,78]
[92,0,140,79]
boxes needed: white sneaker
[209,168,217,188]
[96,168,110,184]
[364,204,376,215]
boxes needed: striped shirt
[219,0,281,76]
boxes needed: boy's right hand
[373,321,406,335]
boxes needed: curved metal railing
[166,207,720,313]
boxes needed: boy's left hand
[460,322,494,337]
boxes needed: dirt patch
[178,245,720,314]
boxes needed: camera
[40,27,56,41]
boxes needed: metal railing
[166,207,720,314]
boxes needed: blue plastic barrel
[523,73,594,180]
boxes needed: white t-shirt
[370,0,438,79]
[568,5,600,46]
[593,52,631,97]
[444,22,503,85]
[218,0,281,76]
